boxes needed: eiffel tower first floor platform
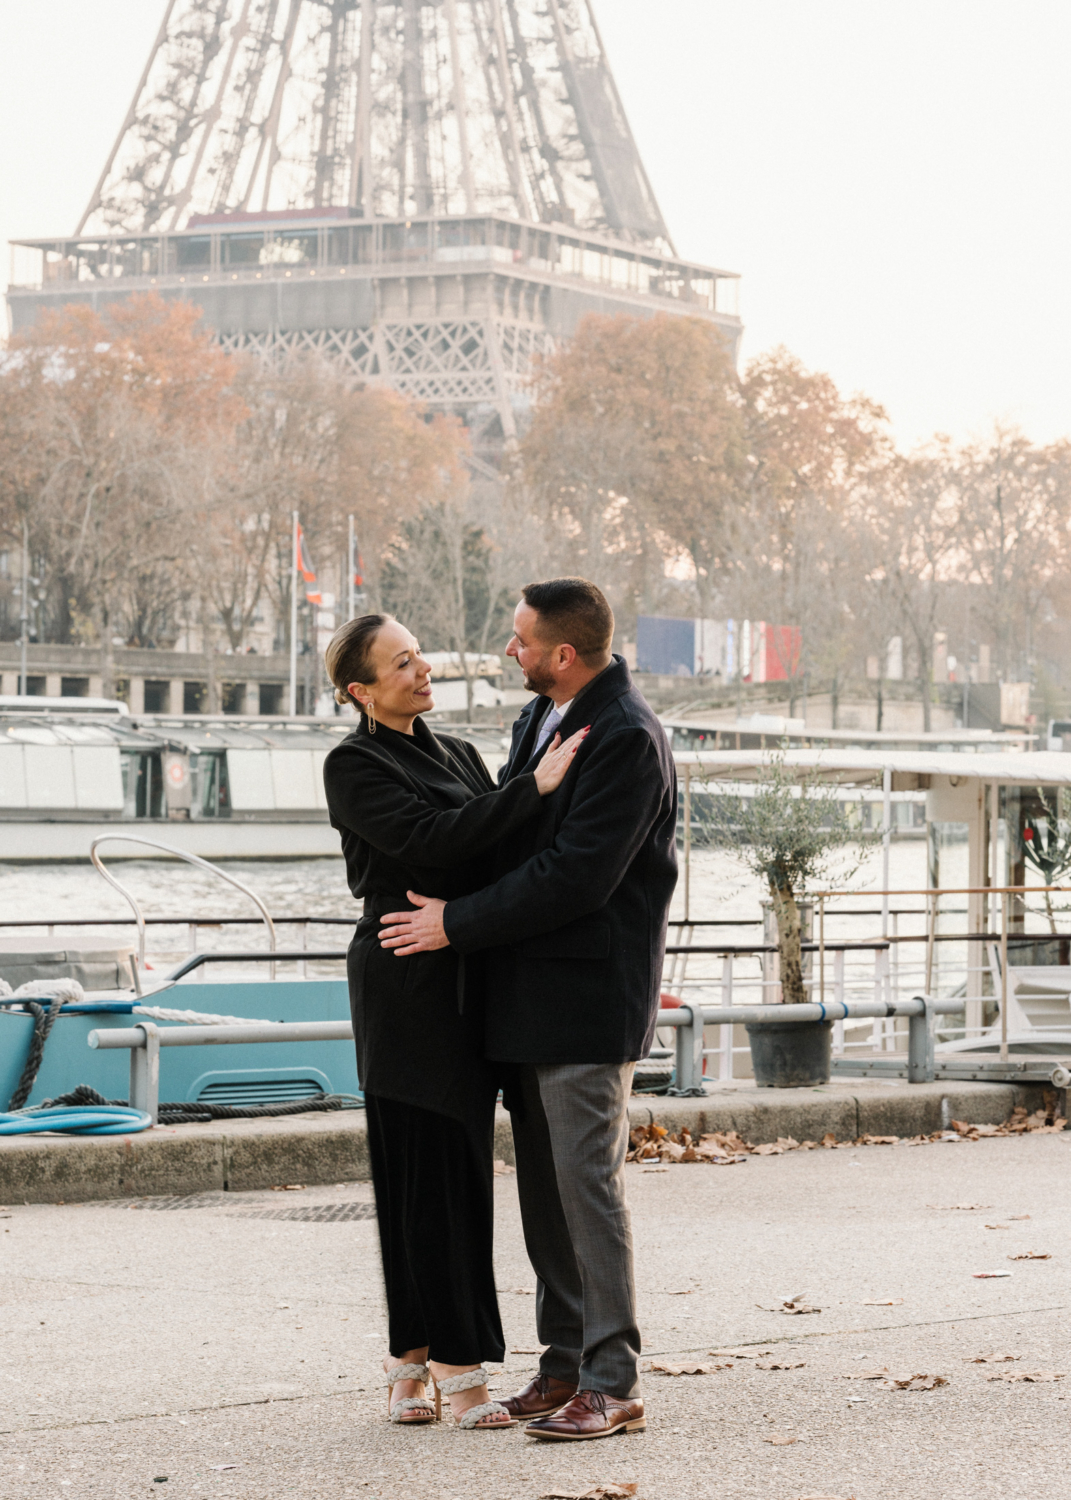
[7,210,742,451]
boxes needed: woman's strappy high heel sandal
[432,1367,518,1430]
[385,1362,437,1424]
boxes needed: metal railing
[89,1018,355,1122]
[88,993,967,1124]
[88,835,277,977]
[0,911,352,983]
[655,995,965,1095]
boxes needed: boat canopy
[673,748,1071,789]
[1,715,162,750]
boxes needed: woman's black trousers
[364,1091,505,1366]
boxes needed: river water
[0,840,930,988]
[0,842,929,924]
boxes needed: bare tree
[864,450,963,731]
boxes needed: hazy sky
[2,1,1069,450]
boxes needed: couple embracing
[322,578,677,1440]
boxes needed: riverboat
[0,709,510,861]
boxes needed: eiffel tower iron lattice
[76,0,672,247]
[8,0,741,447]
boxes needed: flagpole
[348,514,356,621]
[289,510,299,716]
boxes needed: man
[379,577,677,1440]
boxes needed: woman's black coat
[322,716,540,1124]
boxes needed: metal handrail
[0,915,355,928]
[664,940,890,955]
[158,949,346,986]
[88,835,277,976]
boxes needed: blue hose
[0,1106,153,1136]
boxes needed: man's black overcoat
[442,656,678,1065]
[322,717,541,1122]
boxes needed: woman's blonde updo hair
[324,613,391,715]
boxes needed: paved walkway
[2,1132,1069,1499]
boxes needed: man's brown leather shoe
[524,1389,646,1440]
[498,1373,578,1420]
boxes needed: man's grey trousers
[510,1061,640,1399]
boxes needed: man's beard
[521,655,555,697]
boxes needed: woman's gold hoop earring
[366,702,377,734]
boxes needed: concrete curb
[0,1080,1047,1203]
[633,1079,1047,1143]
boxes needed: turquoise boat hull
[0,980,358,1110]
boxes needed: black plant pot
[745,1019,833,1088]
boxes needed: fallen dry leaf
[972,1271,1012,1278]
[845,1369,890,1381]
[862,1298,904,1306]
[883,1373,948,1391]
[511,1347,545,1355]
[756,1359,805,1370]
[1003,1106,1067,1134]
[777,1296,821,1315]
[1009,1214,1031,1221]
[982,1369,1065,1383]
[710,1347,773,1358]
[509,1287,535,1295]
[1008,1252,1051,1261]
[763,1433,799,1445]
[964,1353,1019,1363]
[271,1184,305,1192]
[627,1122,748,1166]
[667,1289,695,1295]
[539,1486,638,1500]
[753,1136,802,1155]
[626,1111,1061,1165]
[648,1361,730,1376]
[984,1223,1009,1230]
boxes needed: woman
[322,614,586,1431]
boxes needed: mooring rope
[4,981,83,1110]
[42,1084,364,1125]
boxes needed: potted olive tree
[698,753,877,1086]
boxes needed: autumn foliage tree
[0,295,243,692]
[520,313,745,618]
[0,295,474,694]
[517,312,1071,713]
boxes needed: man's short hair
[521,577,614,665]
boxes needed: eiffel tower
[8,0,740,451]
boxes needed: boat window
[191,752,231,818]
[121,751,165,818]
